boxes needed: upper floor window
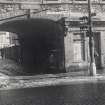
[43,0,61,3]
[46,0,59,1]
[74,0,88,3]
[75,0,87,1]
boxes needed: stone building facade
[62,0,105,71]
[40,0,105,71]
[28,0,105,71]
[1,0,105,72]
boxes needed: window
[74,0,87,3]
[9,32,20,46]
[46,0,58,1]
[101,0,105,2]
[0,32,10,48]
[43,0,61,3]
[75,0,87,1]
[73,33,85,62]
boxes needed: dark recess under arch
[0,18,65,74]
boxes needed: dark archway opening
[0,18,65,75]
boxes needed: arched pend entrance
[0,18,65,75]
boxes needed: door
[93,32,101,69]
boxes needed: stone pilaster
[64,31,74,71]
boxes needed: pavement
[0,59,105,90]
[1,71,105,90]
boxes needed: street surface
[0,81,105,105]
[0,58,105,105]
